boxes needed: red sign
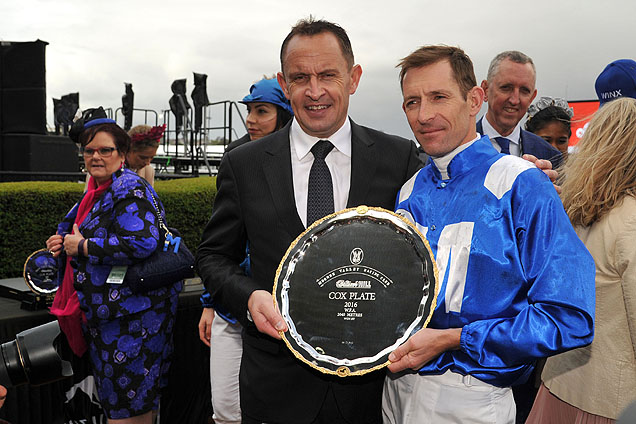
[568,100,599,146]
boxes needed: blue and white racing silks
[395,135,595,387]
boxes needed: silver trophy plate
[273,206,438,377]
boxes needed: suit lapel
[262,126,305,236]
[519,129,530,156]
[262,120,378,230]
[347,121,377,208]
[476,118,484,136]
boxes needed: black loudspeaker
[0,133,78,175]
[0,40,48,135]
[1,87,47,134]
[0,40,47,88]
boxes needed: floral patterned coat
[57,168,182,325]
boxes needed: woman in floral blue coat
[46,108,181,423]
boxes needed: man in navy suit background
[478,51,561,168]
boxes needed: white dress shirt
[481,116,522,157]
[290,117,352,228]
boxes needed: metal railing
[157,100,247,177]
[114,107,159,127]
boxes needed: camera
[0,321,73,388]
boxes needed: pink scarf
[51,175,112,356]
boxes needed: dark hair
[275,106,293,130]
[525,106,572,137]
[280,17,354,72]
[79,123,131,155]
[398,45,476,99]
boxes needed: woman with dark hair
[47,108,180,424]
[197,77,292,424]
[225,77,293,151]
[527,97,636,423]
[525,96,573,157]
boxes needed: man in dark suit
[479,51,562,168]
[196,18,421,424]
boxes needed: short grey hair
[487,50,536,81]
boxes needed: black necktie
[495,137,511,155]
[307,140,335,226]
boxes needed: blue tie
[307,140,335,226]
[495,137,511,155]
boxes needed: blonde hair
[127,124,160,151]
[561,97,636,226]
[127,124,152,137]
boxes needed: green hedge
[0,177,217,279]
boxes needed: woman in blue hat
[198,77,292,424]
[225,77,293,151]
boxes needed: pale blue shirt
[481,116,522,157]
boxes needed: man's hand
[198,308,214,347]
[247,290,287,339]
[522,154,561,194]
[388,328,462,373]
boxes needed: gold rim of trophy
[23,248,58,295]
[272,205,439,377]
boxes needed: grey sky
[2,0,635,139]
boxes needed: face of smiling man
[481,58,537,137]
[277,32,362,139]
